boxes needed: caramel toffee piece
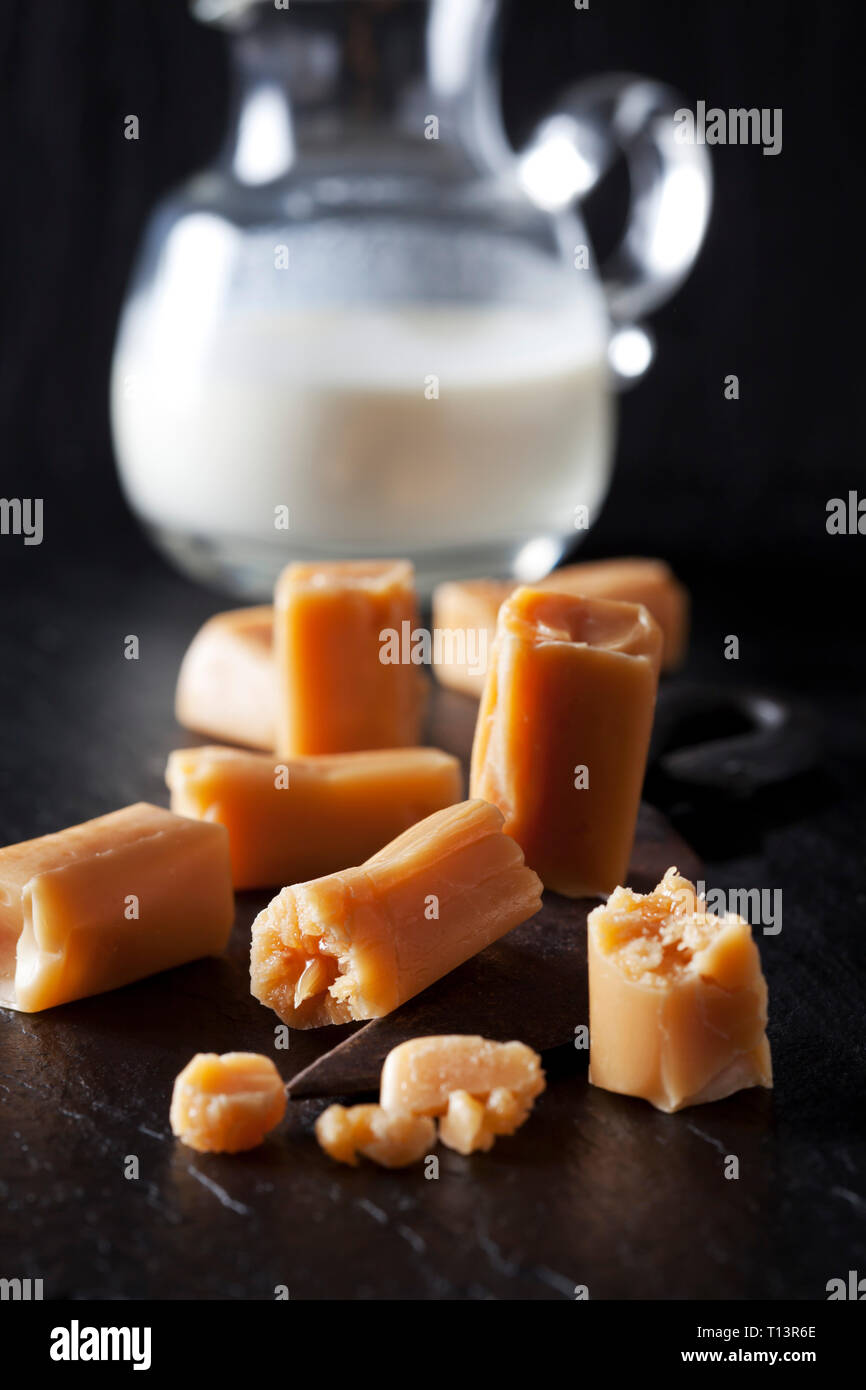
[470,587,662,898]
[0,803,234,1012]
[379,1035,545,1154]
[175,606,275,750]
[432,578,513,696]
[275,559,427,756]
[170,1052,286,1153]
[315,1103,435,1168]
[167,745,463,889]
[588,869,773,1113]
[437,1088,523,1154]
[433,557,688,695]
[380,1035,545,1115]
[250,799,543,1028]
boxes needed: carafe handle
[518,74,712,385]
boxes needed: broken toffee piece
[314,1035,545,1165]
[439,1087,530,1155]
[315,1103,435,1168]
[471,587,662,898]
[275,559,426,756]
[250,799,543,1028]
[170,1052,286,1153]
[588,869,773,1113]
[167,744,462,889]
[380,1035,545,1154]
[0,803,234,1012]
[175,606,276,750]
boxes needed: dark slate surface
[0,531,864,1302]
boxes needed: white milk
[111,301,613,570]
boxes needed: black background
[0,0,864,1305]
[0,0,857,580]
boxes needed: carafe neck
[218,0,509,184]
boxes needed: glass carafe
[110,0,711,597]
